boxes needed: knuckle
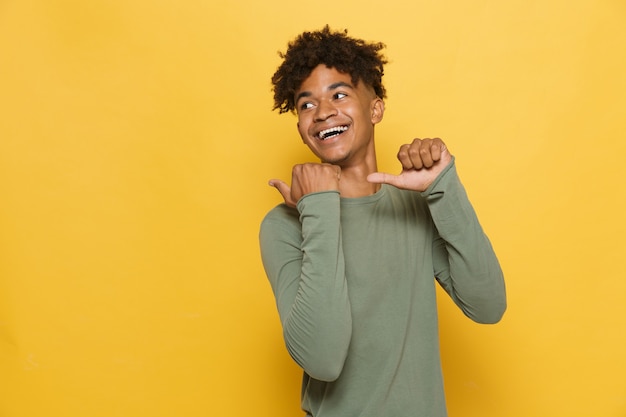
[408,147,421,158]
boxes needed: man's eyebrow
[328,81,354,91]
[295,81,355,103]
[295,91,311,103]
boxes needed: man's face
[294,65,384,166]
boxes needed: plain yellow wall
[1,0,625,416]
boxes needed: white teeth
[318,126,348,140]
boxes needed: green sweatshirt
[259,160,506,417]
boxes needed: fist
[367,137,452,192]
[269,163,341,208]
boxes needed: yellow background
[1,0,625,416]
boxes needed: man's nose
[314,100,338,121]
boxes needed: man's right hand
[269,163,341,208]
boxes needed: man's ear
[371,98,385,124]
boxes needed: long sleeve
[423,159,507,324]
[259,191,352,381]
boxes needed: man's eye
[300,102,314,110]
[334,92,347,100]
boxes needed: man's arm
[260,191,352,382]
[368,137,506,323]
[425,161,506,323]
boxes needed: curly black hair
[271,25,388,114]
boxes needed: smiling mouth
[317,125,348,140]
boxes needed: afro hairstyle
[271,25,388,114]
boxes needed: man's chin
[320,158,347,166]
[318,152,349,166]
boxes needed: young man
[259,26,506,417]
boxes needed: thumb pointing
[269,179,296,208]
[367,172,399,186]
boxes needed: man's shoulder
[261,203,299,225]
[259,204,302,245]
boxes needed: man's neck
[337,160,380,198]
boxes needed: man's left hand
[367,138,452,192]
